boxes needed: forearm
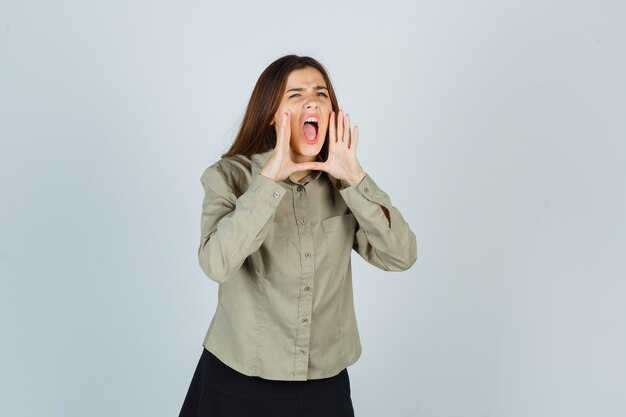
[338,173,417,271]
[198,173,286,283]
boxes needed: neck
[289,171,309,183]
[288,150,319,182]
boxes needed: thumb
[307,161,326,172]
[291,161,318,172]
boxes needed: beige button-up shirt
[197,149,417,381]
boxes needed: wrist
[345,170,366,187]
[259,169,279,182]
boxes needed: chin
[291,135,324,159]
[292,149,319,161]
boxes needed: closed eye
[289,92,329,99]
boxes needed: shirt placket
[292,182,314,380]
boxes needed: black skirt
[178,347,356,417]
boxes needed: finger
[350,125,359,153]
[329,111,336,143]
[337,109,344,142]
[275,120,284,151]
[289,161,319,175]
[281,110,291,154]
[344,113,351,147]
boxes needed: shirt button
[300,349,306,355]
[363,187,369,193]
[299,218,307,225]
[297,186,304,192]
[301,318,308,323]
[304,252,312,258]
[273,191,280,198]
[304,286,310,291]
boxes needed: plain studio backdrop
[1,1,625,416]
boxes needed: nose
[304,98,319,109]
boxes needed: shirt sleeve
[338,173,418,271]
[197,164,286,283]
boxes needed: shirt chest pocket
[321,212,357,267]
[256,217,299,279]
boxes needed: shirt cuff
[338,173,379,202]
[249,173,287,206]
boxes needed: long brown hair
[222,55,340,160]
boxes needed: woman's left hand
[310,109,366,186]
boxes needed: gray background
[1,1,625,416]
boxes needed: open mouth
[302,119,319,142]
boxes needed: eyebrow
[285,85,328,94]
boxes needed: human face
[271,67,333,163]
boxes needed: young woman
[179,54,417,417]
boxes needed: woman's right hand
[259,109,317,182]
